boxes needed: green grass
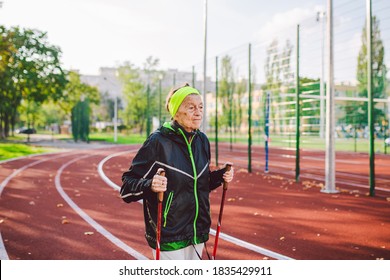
[88,132,147,144]
[0,143,58,161]
[1,131,146,161]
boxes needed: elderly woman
[120,83,234,260]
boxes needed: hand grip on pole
[157,168,165,202]
[223,164,232,190]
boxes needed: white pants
[152,243,204,260]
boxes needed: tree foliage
[219,55,235,129]
[0,26,67,138]
[117,62,145,134]
[61,71,100,142]
[71,99,90,142]
[117,57,162,135]
[355,16,387,126]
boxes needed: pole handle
[157,168,165,202]
[223,164,232,190]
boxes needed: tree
[219,55,235,150]
[234,78,247,134]
[58,71,100,114]
[0,26,68,138]
[117,57,161,136]
[117,62,145,134]
[143,56,160,136]
[71,98,90,142]
[59,71,100,142]
[355,16,387,126]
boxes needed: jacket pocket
[163,191,174,227]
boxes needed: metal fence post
[295,25,300,182]
[367,0,375,196]
[215,57,219,166]
[248,43,252,173]
[265,91,270,173]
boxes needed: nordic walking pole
[212,163,232,260]
[156,168,165,260]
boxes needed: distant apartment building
[80,67,214,100]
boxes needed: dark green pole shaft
[159,79,162,127]
[215,57,219,166]
[229,87,233,151]
[248,43,252,173]
[367,0,375,196]
[146,84,151,137]
[383,65,387,155]
[295,25,300,182]
[192,65,195,87]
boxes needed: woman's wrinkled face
[174,94,203,132]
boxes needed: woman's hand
[223,162,234,183]
[151,173,168,193]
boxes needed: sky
[0,0,328,76]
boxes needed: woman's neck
[172,121,196,141]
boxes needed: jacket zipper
[178,128,199,245]
[163,191,174,227]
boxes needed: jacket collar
[163,121,198,139]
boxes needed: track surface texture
[1,142,389,260]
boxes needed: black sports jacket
[121,121,225,251]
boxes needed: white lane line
[0,232,9,260]
[0,152,72,260]
[209,229,293,260]
[98,150,294,260]
[97,149,138,191]
[0,152,71,197]
[55,153,148,260]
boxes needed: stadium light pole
[367,0,375,196]
[202,0,208,133]
[248,43,252,173]
[215,57,219,166]
[322,0,338,194]
[192,66,196,87]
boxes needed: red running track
[0,144,389,260]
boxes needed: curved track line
[0,152,73,260]
[0,232,9,260]
[0,152,71,197]
[55,153,148,260]
[98,150,294,260]
[97,149,138,191]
